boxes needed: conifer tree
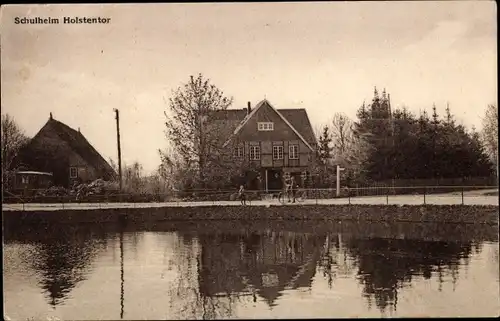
[317,125,333,165]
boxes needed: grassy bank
[3,204,498,225]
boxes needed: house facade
[218,99,317,192]
[14,113,116,189]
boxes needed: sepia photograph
[1,1,498,319]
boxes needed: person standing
[290,176,297,203]
[238,185,246,205]
[283,174,292,202]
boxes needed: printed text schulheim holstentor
[14,16,111,24]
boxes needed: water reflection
[5,224,109,307]
[3,219,499,319]
[344,238,478,313]
[197,231,324,309]
[119,230,124,319]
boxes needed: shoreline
[4,219,498,244]
[3,204,498,225]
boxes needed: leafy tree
[163,74,233,188]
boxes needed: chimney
[247,101,251,114]
[78,127,81,133]
[49,112,53,119]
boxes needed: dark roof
[211,109,247,121]
[214,106,317,145]
[210,109,249,140]
[30,118,116,179]
[277,109,317,145]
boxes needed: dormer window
[70,167,78,178]
[258,122,274,131]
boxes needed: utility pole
[114,108,123,192]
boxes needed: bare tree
[163,73,233,188]
[331,113,355,159]
[481,104,498,179]
[1,113,29,186]
[330,112,371,182]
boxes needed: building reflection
[196,229,326,310]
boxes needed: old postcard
[1,2,498,320]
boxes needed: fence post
[461,186,464,205]
[423,187,426,205]
[348,188,351,205]
[386,188,389,205]
[315,188,318,205]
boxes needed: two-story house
[217,99,317,192]
[14,113,116,189]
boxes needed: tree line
[2,77,498,193]
[315,87,497,186]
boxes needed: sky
[1,2,497,174]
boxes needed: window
[21,176,29,184]
[70,167,78,178]
[249,146,260,160]
[273,145,284,160]
[258,122,274,131]
[233,146,244,158]
[289,145,299,159]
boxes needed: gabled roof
[277,109,316,146]
[221,100,316,150]
[27,116,116,179]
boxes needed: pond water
[3,218,499,319]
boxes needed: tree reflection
[12,224,108,307]
[343,237,476,313]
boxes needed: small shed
[13,171,54,196]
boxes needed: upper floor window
[70,167,78,178]
[273,145,284,160]
[258,122,274,131]
[250,146,261,160]
[233,146,244,158]
[289,145,299,159]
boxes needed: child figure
[238,185,246,205]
